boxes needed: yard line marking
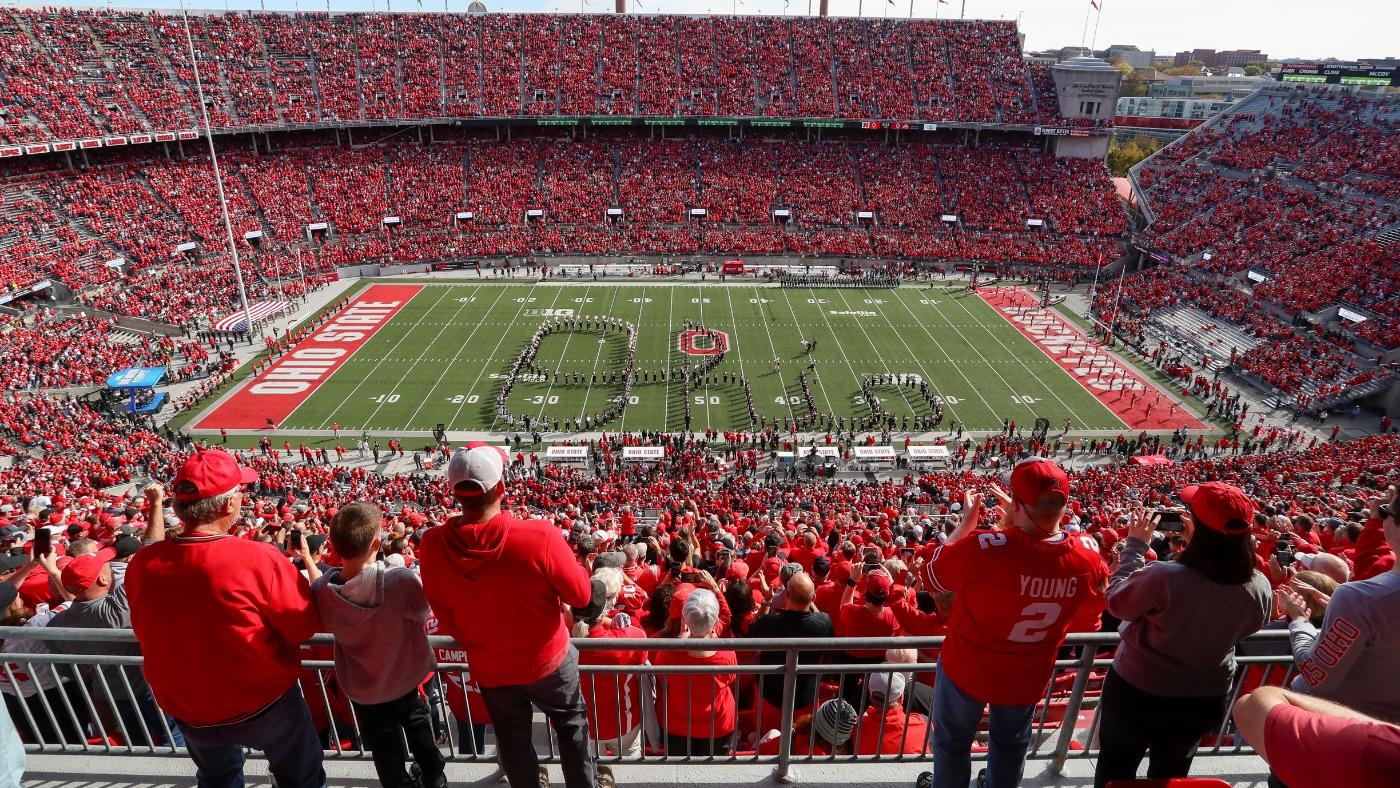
[888,288,1002,423]
[576,287,622,422]
[859,286,965,427]
[776,287,836,416]
[662,287,676,433]
[830,288,921,416]
[402,283,509,429]
[535,286,591,423]
[450,282,545,429]
[942,287,1089,425]
[619,288,650,434]
[361,283,486,429]
[696,284,713,428]
[744,287,794,424]
[312,286,456,429]
[786,287,869,422]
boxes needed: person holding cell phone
[1092,482,1273,788]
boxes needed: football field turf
[201,281,1132,434]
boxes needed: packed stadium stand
[1,9,1398,788]
[1116,85,1400,412]
[0,10,1078,142]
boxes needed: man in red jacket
[127,448,323,788]
[420,442,596,788]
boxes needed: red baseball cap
[1180,482,1254,535]
[173,449,258,502]
[669,583,697,620]
[60,552,111,592]
[864,569,893,597]
[1010,457,1070,506]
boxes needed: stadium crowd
[0,11,1069,144]
[1135,88,1400,352]
[0,135,1124,332]
[0,382,1394,783]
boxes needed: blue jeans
[175,686,325,788]
[931,663,1036,788]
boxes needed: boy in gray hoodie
[312,502,446,788]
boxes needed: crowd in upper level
[1134,88,1400,351]
[0,9,1066,146]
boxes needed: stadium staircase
[1149,305,1258,367]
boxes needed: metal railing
[0,628,1293,780]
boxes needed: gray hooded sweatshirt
[311,563,435,705]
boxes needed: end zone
[192,284,423,431]
[979,287,1208,432]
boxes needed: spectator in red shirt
[126,449,323,788]
[835,564,900,707]
[920,458,1107,788]
[854,671,929,755]
[1233,687,1400,788]
[572,568,648,768]
[652,588,737,756]
[418,443,596,788]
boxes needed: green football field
[214,281,1129,434]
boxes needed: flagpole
[1080,0,1091,48]
[908,0,913,18]
[180,0,254,342]
[1090,0,1104,51]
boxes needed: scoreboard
[1277,63,1400,87]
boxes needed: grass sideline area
[190,282,1134,435]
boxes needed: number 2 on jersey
[1007,602,1063,643]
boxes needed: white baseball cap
[447,442,508,499]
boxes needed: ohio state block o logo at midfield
[678,329,729,355]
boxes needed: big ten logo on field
[679,329,730,356]
[524,308,575,318]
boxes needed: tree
[1243,64,1265,76]
[1107,135,1162,177]
[1110,60,1147,97]
[1164,61,1206,77]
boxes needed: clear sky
[11,0,1396,62]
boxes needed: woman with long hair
[1093,482,1272,788]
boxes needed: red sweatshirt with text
[420,511,592,688]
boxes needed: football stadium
[0,2,1396,788]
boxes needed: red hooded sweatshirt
[419,511,591,688]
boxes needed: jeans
[480,645,597,788]
[931,663,1035,788]
[113,680,185,748]
[457,718,489,756]
[175,685,325,788]
[352,689,446,788]
[1092,669,1228,788]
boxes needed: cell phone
[33,528,51,558]
[863,548,881,567]
[1156,510,1185,533]
[1275,542,1295,567]
[289,530,303,548]
[900,547,916,557]
[717,549,732,563]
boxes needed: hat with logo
[1010,457,1070,506]
[173,449,258,502]
[1180,482,1254,535]
[446,442,508,498]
